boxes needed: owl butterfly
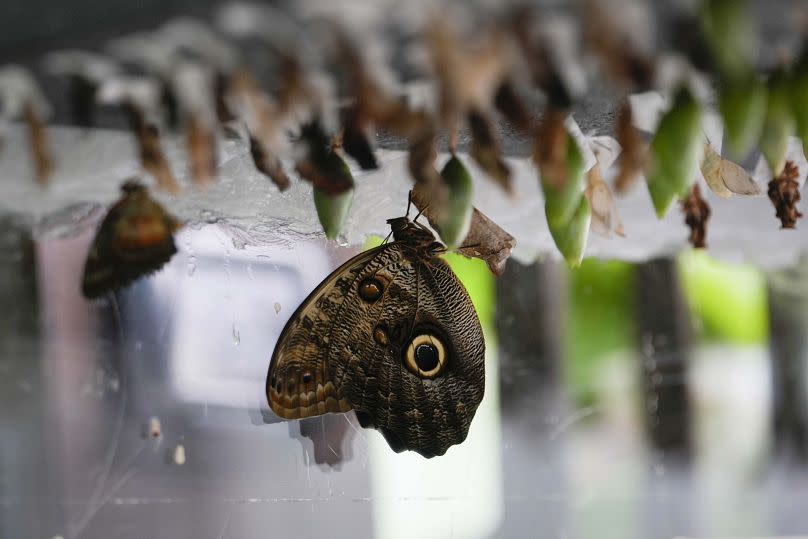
[267,209,486,458]
[82,180,181,299]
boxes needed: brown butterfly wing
[267,244,391,419]
[335,253,485,457]
[82,192,179,299]
[267,242,485,458]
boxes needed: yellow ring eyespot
[404,333,447,379]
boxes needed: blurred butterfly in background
[82,179,181,299]
[267,201,486,458]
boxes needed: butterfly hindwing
[334,253,485,457]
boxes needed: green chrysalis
[646,86,703,218]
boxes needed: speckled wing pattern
[267,236,485,458]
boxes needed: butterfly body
[267,216,485,457]
[82,181,180,299]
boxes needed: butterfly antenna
[413,202,429,224]
[405,190,413,218]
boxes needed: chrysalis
[760,68,795,177]
[436,155,474,248]
[646,86,703,217]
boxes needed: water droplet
[274,302,282,314]
[147,417,162,439]
[641,333,655,357]
[232,324,240,346]
[173,444,186,466]
[200,209,219,224]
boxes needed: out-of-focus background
[2,1,808,539]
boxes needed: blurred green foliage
[565,259,636,405]
[677,249,768,344]
[564,251,769,406]
[442,252,495,333]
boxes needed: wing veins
[333,252,408,397]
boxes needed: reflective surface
[2,219,808,539]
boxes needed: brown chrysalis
[295,122,354,196]
[186,113,217,187]
[82,180,181,299]
[682,184,711,248]
[614,101,648,194]
[23,102,53,185]
[123,106,180,195]
[768,160,803,229]
[249,135,291,191]
[533,105,570,189]
[468,109,513,195]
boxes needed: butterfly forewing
[267,245,389,419]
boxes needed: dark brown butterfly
[82,180,181,299]
[267,210,486,457]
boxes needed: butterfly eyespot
[373,325,389,346]
[302,372,312,384]
[358,278,384,302]
[404,333,447,379]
